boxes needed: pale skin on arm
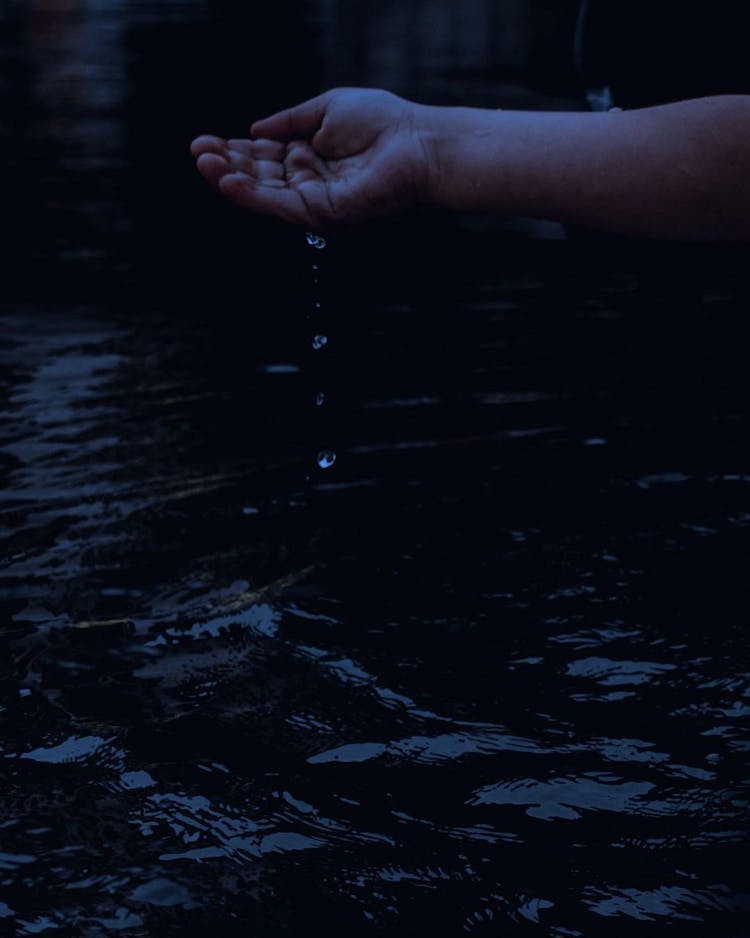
[190,88,750,242]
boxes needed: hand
[190,87,434,228]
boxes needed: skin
[191,87,750,242]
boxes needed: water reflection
[2,273,749,934]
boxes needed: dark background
[0,0,588,310]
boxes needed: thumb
[250,91,333,141]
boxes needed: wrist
[403,103,442,207]
[415,105,515,213]
[411,104,446,207]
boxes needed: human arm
[421,94,750,242]
[191,89,750,242]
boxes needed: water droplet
[312,264,319,271]
[315,392,326,406]
[312,334,328,350]
[306,232,327,250]
[314,301,321,309]
[317,450,336,469]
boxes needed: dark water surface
[2,2,750,936]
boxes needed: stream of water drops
[306,231,335,475]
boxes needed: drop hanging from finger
[306,231,327,250]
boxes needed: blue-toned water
[1,2,749,936]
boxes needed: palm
[190,89,427,228]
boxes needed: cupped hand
[190,87,434,228]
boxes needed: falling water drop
[317,450,336,469]
[315,392,326,406]
[306,232,327,250]
[312,334,328,350]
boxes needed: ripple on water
[470,774,656,820]
[566,657,677,686]
[583,883,744,924]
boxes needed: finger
[250,91,333,142]
[225,148,285,182]
[190,134,228,158]
[281,141,333,184]
[196,152,231,188]
[283,141,315,174]
[227,138,286,161]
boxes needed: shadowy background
[0,0,587,311]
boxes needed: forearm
[419,96,750,242]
